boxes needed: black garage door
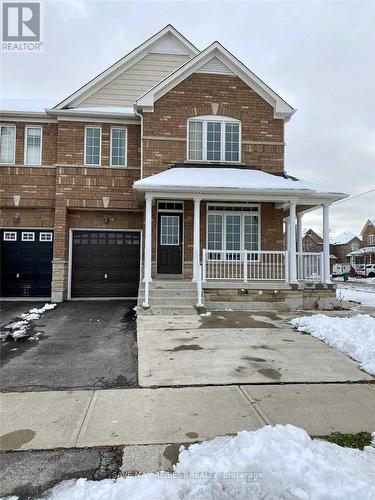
[1,229,53,297]
[71,231,140,298]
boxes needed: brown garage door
[71,231,140,298]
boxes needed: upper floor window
[24,126,42,165]
[368,234,374,246]
[110,127,127,167]
[85,126,101,166]
[0,125,16,164]
[351,242,359,251]
[187,116,241,163]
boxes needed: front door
[157,212,183,274]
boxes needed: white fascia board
[133,184,347,201]
[46,109,140,123]
[0,110,56,122]
[53,25,199,110]
[137,42,295,120]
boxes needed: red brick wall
[143,73,284,177]
[56,122,141,167]
[362,225,375,247]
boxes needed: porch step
[137,279,199,316]
[139,281,196,290]
[137,305,199,316]
[137,297,197,307]
[138,289,196,298]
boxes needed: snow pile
[1,303,56,341]
[43,425,375,499]
[291,314,375,374]
[337,287,375,307]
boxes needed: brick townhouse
[346,218,375,266]
[0,26,347,311]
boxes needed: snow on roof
[302,227,322,238]
[330,231,359,245]
[134,167,346,197]
[347,246,375,256]
[47,106,137,118]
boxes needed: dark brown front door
[71,230,140,298]
[157,212,183,274]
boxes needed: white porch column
[144,194,153,283]
[297,213,303,253]
[322,203,331,283]
[288,201,297,283]
[193,197,201,282]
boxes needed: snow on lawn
[42,425,375,500]
[291,314,375,375]
[1,303,56,340]
[336,287,375,307]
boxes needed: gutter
[134,106,144,179]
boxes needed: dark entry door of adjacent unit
[157,213,183,274]
[71,230,140,298]
[0,229,53,298]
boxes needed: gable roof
[136,41,295,120]
[53,25,199,110]
[330,231,360,246]
[360,218,375,236]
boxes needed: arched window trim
[187,115,242,163]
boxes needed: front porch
[133,166,347,311]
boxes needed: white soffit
[53,25,199,110]
[196,56,234,76]
[137,42,295,120]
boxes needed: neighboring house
[0,25,347,310]
[302,228,323,253]
[330,232,362,264]
[347,218,375,265]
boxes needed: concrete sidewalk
[1,383,375,451]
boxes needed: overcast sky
[1,0,374,237]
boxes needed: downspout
[134,105,144,179]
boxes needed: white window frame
[84,125,102,166]
[3,231,17,241]
[368,234,374,245]
[187,115,242,163]
[0,124,16,164]
[110,126,127,167]
[21,231,35,241]
[24,125,43,165]
[39,232,53,242]
[206,204,261,253]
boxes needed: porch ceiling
[133,166,348,207]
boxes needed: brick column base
[51,259,68,302]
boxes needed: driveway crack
[238,386,271,425]
[75,391,96,447]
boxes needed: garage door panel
[71,230,140,298]
[1,230,53,297]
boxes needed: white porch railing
[202,250,287,281]
[202,249,324,283]
[297,252,324,281]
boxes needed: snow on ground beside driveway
[336,286,375,307]
[42,425,375,500]
[291,314,375,375]
[0,303,56,340]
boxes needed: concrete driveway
[0,301,137,391]
[137,311,374,387]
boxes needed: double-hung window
[110,127,127,166]
[368,234,374,246]
[0,125,16,164]
[207,205,260,258]
[187,116,241,162]
[24,126,42,165]
[85,126,101,166]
